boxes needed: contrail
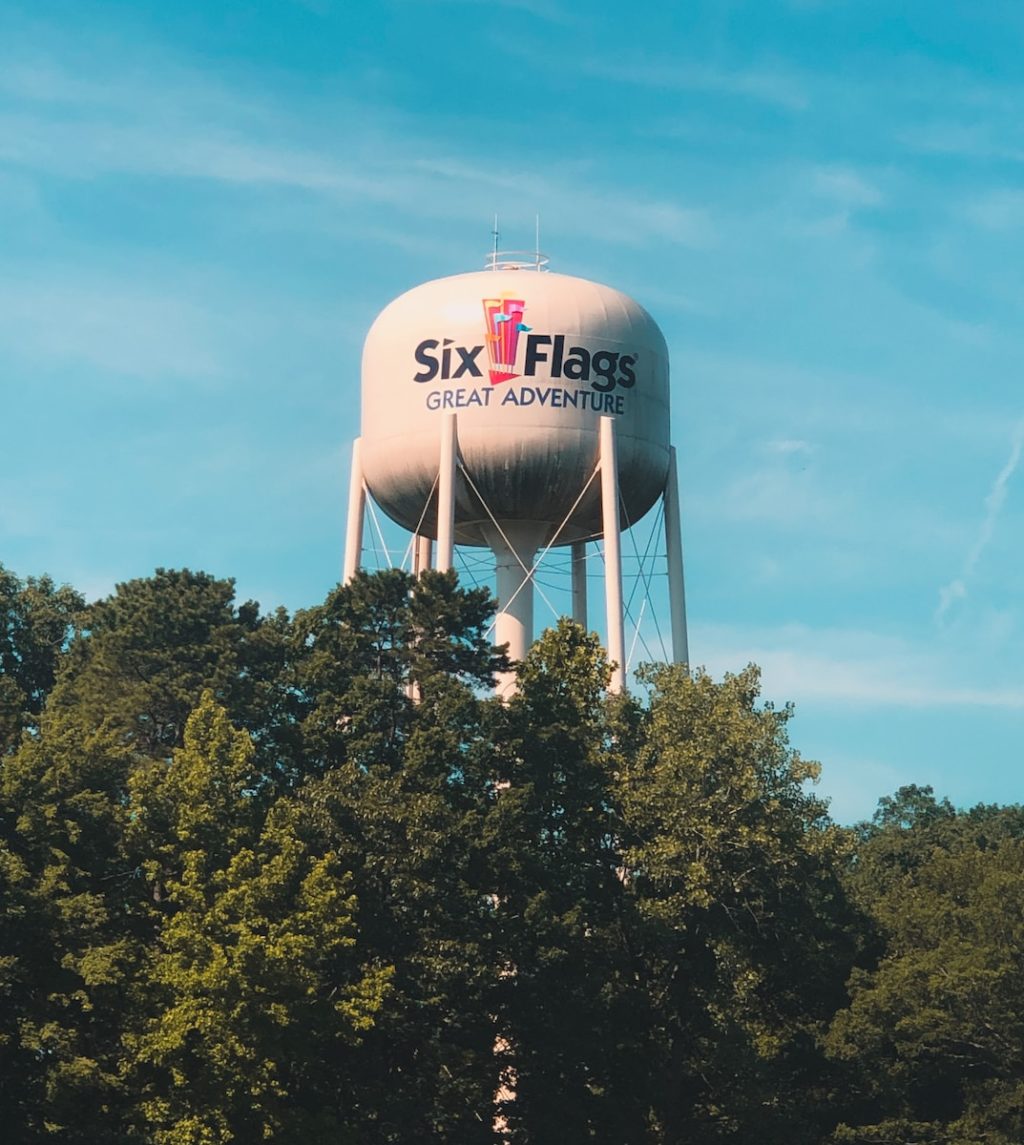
[936,418,1024,622]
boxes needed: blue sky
[2,0,1023,821]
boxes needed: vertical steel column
[600,416,626,693]
[571,540,588,628]
[408,532,435,704]
[343,437,365,584]
[664,445,690,666]
[413,534,433,577]
[485,522,546,698]
[437,413,457,573]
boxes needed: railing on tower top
[485,250,550,271]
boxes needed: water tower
[344,252,688,693]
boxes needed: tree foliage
[0,564,83,754]
[127,694,390,1144]
[826,788,1024,1143]
[0,560,1021,1143]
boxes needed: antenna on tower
[485,214,550,271]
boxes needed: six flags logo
[412,296,638,393]
[482,296,530,384]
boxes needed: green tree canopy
[126,693,390,1145]
[827,792,1024,1144]
[4,560,1023,1144]
[47,568,294,773]
[0,564,83,754]
[614,662,858,1144]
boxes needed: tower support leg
[664,445,690,666]
[437,413,458,573]
[484,521,547,698]
[571,541,588,628]
[343,437,365,584]
[413,534,433,577]
[600,416,626,692]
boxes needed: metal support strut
[413,534,433,578]
[437,413,457,573]
[343,437,365,584]
[600,416,626,693]
[486,522,547,698]
[571,541,587,629]
[663,445,690,666]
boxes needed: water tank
[360,268,670,546]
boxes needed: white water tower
[344,252,688,692]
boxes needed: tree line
[1,562,1022,1144]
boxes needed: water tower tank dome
[360,269,671,547]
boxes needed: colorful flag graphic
[482,296,527,384]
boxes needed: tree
[0,564,83,754]
[0,711,140,1141]
[827,794,1024,1144]
[3,560,940,1143]
[294,570,507,1142]
[0,836,55,1142]
[44,568,298,785]
[294,568,505,776]
[0,566,511,1142]
[126,692,390,1144]
[483,620,652,1142]
[616,663,857,1143]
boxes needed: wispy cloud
[0,60,712,251]
[0,110,710,251]
[696,622,1024,711]
[936,419,1024,622]
[578,57,808,111]
[0,275,228,381]
[783,162,887,238]
[0,257,363,386]
[418,0,575,22]
[898,121,1024,164]
[811,165,883,209]
[765,438,816,457]
[965,189,1024,231]
[706,446,844,533]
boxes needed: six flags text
[413,334,638,392]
